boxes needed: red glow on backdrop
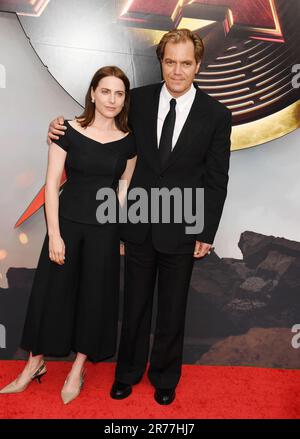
[121,0,283,39]
[14,170,67,228]
[191,0,276,28]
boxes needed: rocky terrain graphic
[1,231,300,367]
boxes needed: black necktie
[159,98,176,167]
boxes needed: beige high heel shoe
[61,368,86,405]
[0,361,47,394]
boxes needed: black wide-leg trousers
[21,216,120,362]
[115,230,194,389]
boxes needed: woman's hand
[120,242,125,256]
[49,235,65,265]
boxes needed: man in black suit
[48,29,231,405]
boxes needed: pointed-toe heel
[61,368,86,405]
[0,361,47,394]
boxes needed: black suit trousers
[116,228,194,388]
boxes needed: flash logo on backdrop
[120,0,300,149]
[0,0,299,226]
[120,0,283,40]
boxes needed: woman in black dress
[0,66,137,404]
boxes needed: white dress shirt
[157,83,196,150]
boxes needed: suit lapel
[161,86,208,173]
[145,82,163,173]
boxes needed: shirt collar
[160,83,196,112]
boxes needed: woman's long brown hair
[76,66,131,133]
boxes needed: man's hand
[194,241,212,259]
[47,116,66,145]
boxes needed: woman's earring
[91,97,95,103]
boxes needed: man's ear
[196,62,201,74]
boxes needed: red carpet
[0,361,299,419]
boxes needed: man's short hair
[156,28,204,64]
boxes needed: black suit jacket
[121,82,232,254]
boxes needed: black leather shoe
[110,381,132,400]
[154,388,176,405]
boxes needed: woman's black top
[53,120,136,226]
